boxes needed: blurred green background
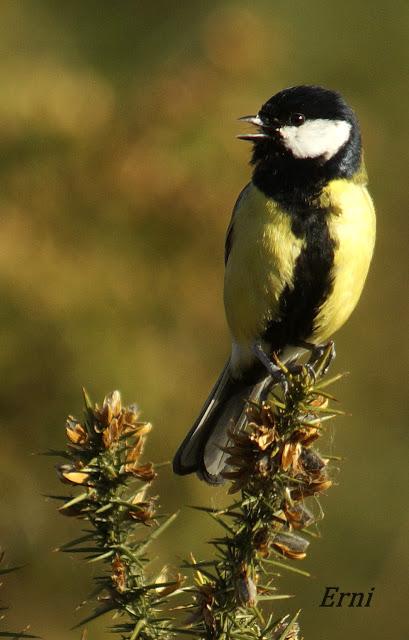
[0,1,408,638]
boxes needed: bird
[173,85,376,484]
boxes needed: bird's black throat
[251,118,361,204]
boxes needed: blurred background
[0,1,408,638]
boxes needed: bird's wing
[225,183,252,265]
[224,184,305,348]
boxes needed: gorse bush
[54,390,181,639]
[53,346,343,639]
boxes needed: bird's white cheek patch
[279,119,352,160]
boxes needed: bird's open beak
[237,114,270,141]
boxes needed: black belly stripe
[263,204,336,351]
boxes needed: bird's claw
[307,340,336,378]
[254,339,336,397]
[253,342,289,394]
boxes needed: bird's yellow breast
[312,179,376,342]
[224,184,304,342]
[224,179,375,348]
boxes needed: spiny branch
[178,345,343,639]
[53,390,182,639]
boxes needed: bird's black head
[238,85,362,199]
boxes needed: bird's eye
[290,113,305,126]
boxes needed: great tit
[173,85,376,484]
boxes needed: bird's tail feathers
[172,361,270,484]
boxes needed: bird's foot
[253,342,289,395]
[253,340,336,396]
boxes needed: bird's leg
[252,342,289,394]
[298,340,336,378]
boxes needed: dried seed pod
[128,497,157,525]
[246,401,276,431]
[133,421,152,437]
[102,417,120,448]
[125,461,156,481]
[111,555,127,593]
[253,527,270,558]
[57,464,91,485]
[272,531,309,560]
[124,437,144,466]
[185,583,217,634]
[155,569,185,597]
[291,478,332,501]
[256,453,273,476]
[300,447,326,475]
[250,424,277,450]
[284,502,315,529]
[103,390,122,421]
[309,395,329,409]
[236,565,257,607]
[66,417,88,445]
[281,441,302,471]
[292,426,320,446]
